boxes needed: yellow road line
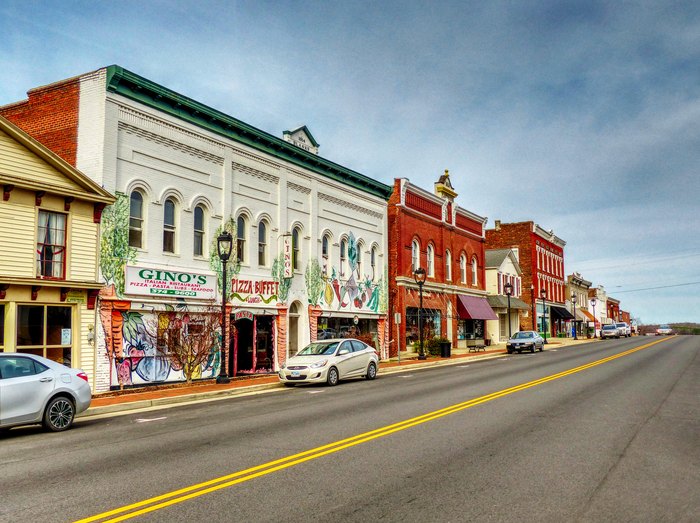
[75,337,672,523]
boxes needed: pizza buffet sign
[124,266,217,299]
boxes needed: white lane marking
[307,390,324,394]
[457,365,470,368]
[135,416,167,423]
[398,375,414,378]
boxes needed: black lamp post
[590,298,597,338]
[414,267,427,360]
[504,281,513,339]
[540,287,548,344]
[530,284,536,330]
[216,230,233,384]
[571,292,578,340]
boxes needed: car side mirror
[338,348,350,356]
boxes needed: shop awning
[457,295,498,320]
[549,305,575,320]
[579,308,595,322]
[487,295,530,310]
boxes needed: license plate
[291,371,300,377]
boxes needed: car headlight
[310,359,328,369]
[280,363,286,370]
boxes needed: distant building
[567,272,593,338]
[485,249,529,342]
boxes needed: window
[472,257,478,286]
[258,221,267,266]
[371,246,377,281]
[37,210,67,279]
[357,243,363,278]
[427,245,435,277]
[445,250,452,281]
[16,305,72,365]
[292,227,300,271]
[322,234,330,276]
[193,205,205,257]
[163,198,176,253]
[129,190,144,248]
[236,216,246,264]
[460,254,467,283]
[0,356,48,379]
[412,240,420,272]
[340,239,347,277]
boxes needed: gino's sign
[124,266,216,299]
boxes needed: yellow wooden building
[0,115,114,386]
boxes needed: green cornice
[105,66,391,200]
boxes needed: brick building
[485,221,572,338]
[387,172,496,356]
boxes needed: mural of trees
[99,192,136,296]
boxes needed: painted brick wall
[0,78,81,166]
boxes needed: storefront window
[458,319,484,340]
[16,305,72,366]
[317,317,378,348]
[405,308,441,347]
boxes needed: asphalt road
[1,336,698,523]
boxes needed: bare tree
[153,303,221,384]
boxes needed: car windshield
[603,325,616,330]
[513,332,534,339]
[660,324,670,329]
[297,342,339,356]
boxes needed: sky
[1,1,698,324]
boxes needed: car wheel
[327,367,339,386]
[43,396,75,432]
[539,344,543,352]
[531,345,536,353]
[365,362,377,380]
[507,349,513,354]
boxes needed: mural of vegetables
[304,258,324,305]
[209,217,240,297]
[271,255,292,303]
[99,192,136,297]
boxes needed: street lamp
[414,267,427,360]
[571,292,578,340]
[540,287,548,344]
[216,230,233,384]
[590,297,597,338]
[530,284,536,330]
[504,281,513,339]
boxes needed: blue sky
[1,1,698,324]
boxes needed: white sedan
[0,353,92,432]
[279,338,379,386]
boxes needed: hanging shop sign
[282,234,293,278]
[124,266,216,299]
[231,278,280,304]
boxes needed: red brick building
[607,297,621,322]
[387,172,496,356]
[485,221,571,338]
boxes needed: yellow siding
[70,212,98,281]
[0,199,35,278]
[0,129,85,192]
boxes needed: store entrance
[235,318,254,374]
[235,315,275,375]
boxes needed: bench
[467,339,486,352]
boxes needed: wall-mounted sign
[125,266,216,299]
[65,290,86,304]
[231,278,279,304]
[282,234,293,278]
[234,310,254,321]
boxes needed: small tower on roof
[434,169,458,201]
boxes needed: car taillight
[77,372,89,382]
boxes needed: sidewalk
[80,337,597,419]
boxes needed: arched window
[236,215,246,264]
[163,198,176,253]
[357,242,363,278]
[129,190,144,248]
[411,239,420,272]
[445,249,452,281]
[460,254,467,283]
[292,226,300,271]
[322,234,330,276]
[193,205,205,256]
[258,221,267,266]
[472,257,478,286]
[340,238,347,277]
[371,246,377,281]
[427,244,435,277]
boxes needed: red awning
[456,295,498,320]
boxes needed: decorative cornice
[318,192,383,219]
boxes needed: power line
[614,281,700,294]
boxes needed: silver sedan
[0,353,92,432]
[506,331,545,353]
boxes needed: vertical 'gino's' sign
[283,233,293,278]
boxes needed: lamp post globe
[590,298,597,338]
[504,282,513,339]
[540,287,548,344]
[414,267,427,360]
[216,230,233,384]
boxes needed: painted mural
[99,192,136,297]
[306,231,387,313]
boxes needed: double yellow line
[76,337,671,523]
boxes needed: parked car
[279,338,378,386]
[601,325,620,339]
[615,322,631,337]
[506,331,544,354]
[656,324,673,335]
[0,353,92,432]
